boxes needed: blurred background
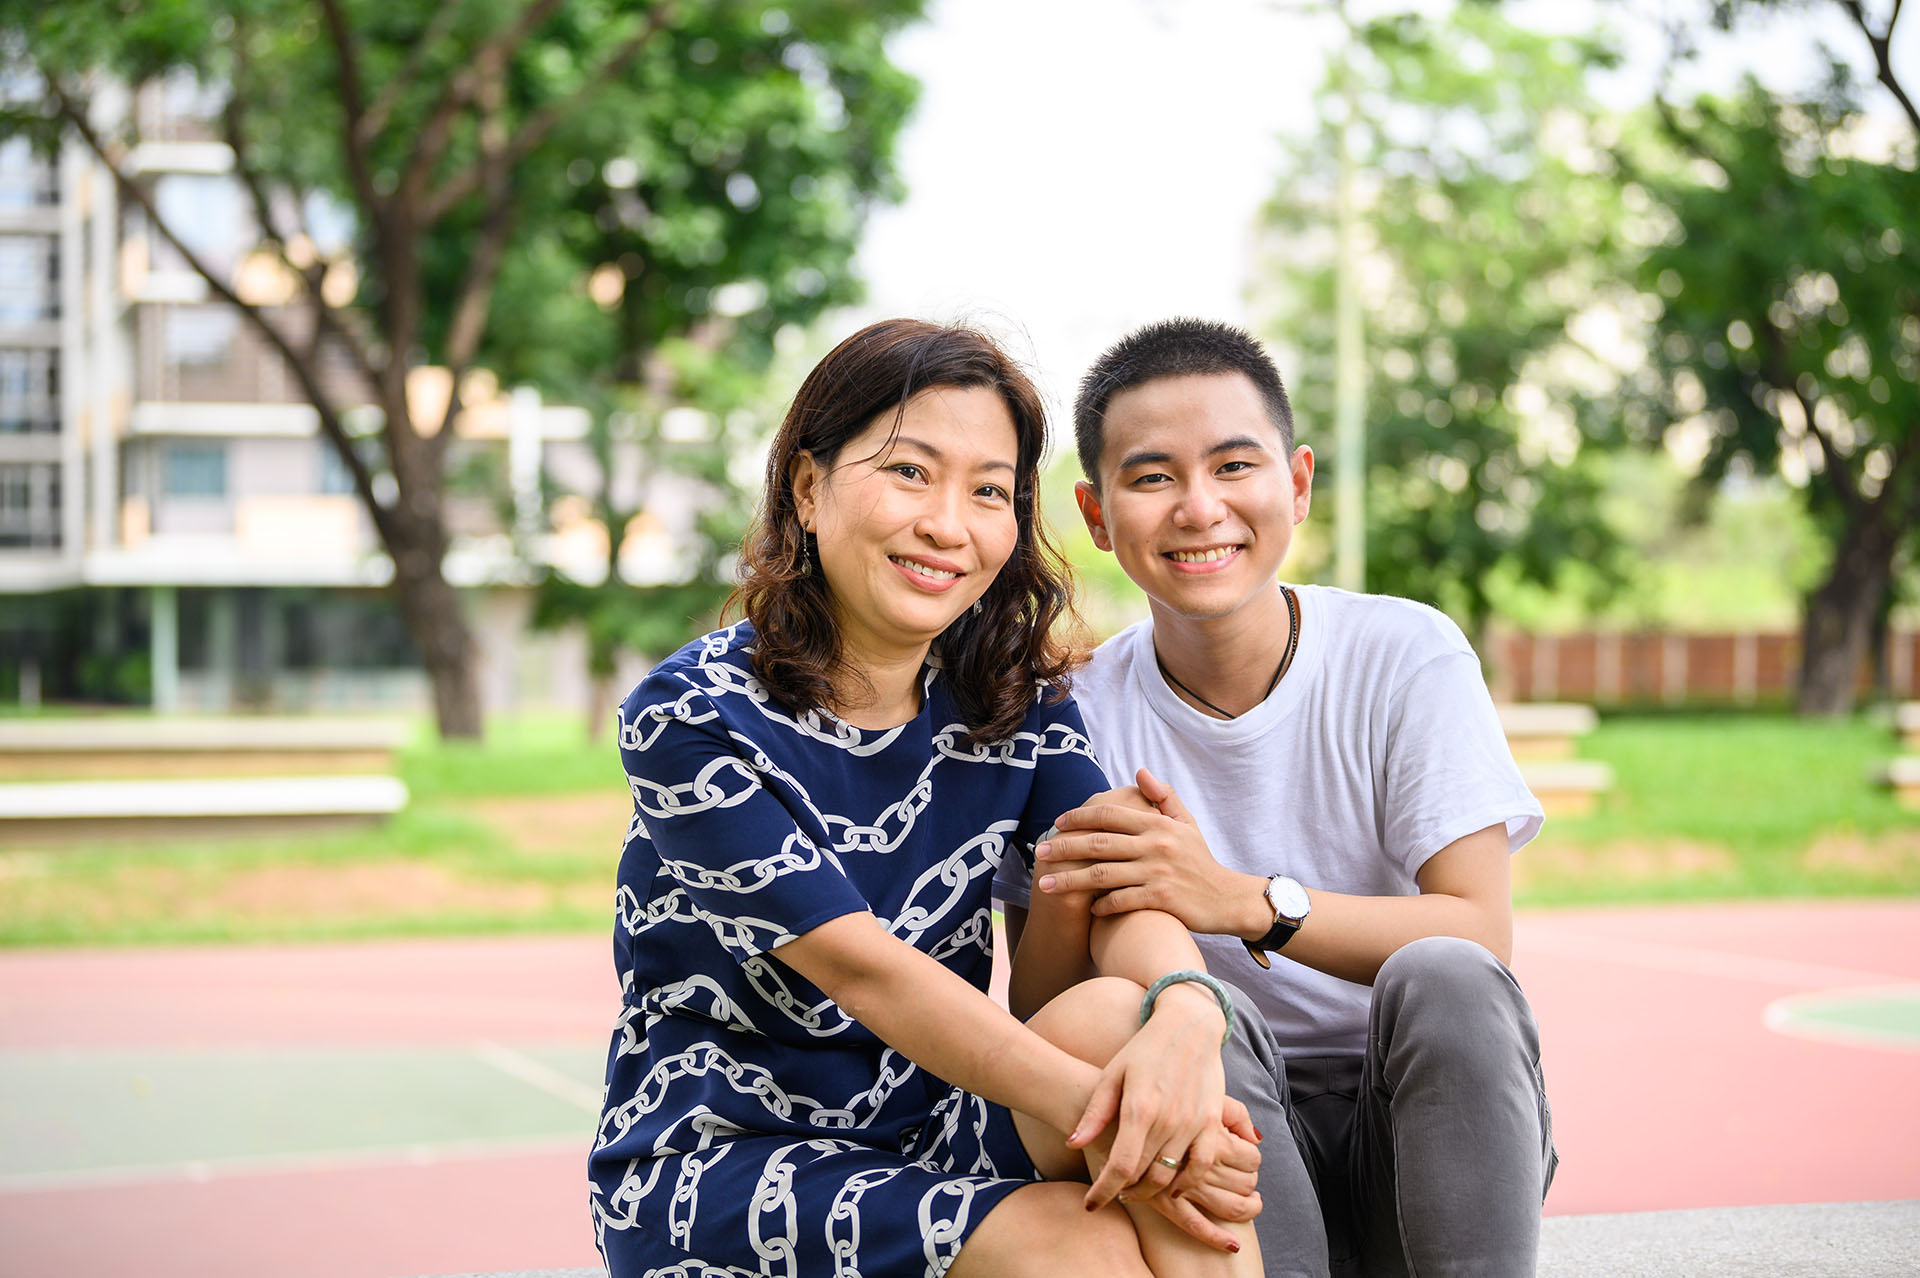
[0,0,1915,1274]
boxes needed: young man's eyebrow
[890,435,1016,475]
[1117,436,1271,472]
[1116,449,1175,472]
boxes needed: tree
[1259,5,1635,641]
[528,347,780,741]
[1634,1,1919,714]
[3,0,919,736]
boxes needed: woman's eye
[976,484,1010,502]
[890,463,926,482]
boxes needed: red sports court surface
[1,901,1916,1278]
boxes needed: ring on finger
[1155,1154,1183,1171]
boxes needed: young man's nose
[1173,480,1229,528]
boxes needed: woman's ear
[789,450,822,527]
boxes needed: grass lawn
[1514,711,1919,905]
[0,709,1913,946]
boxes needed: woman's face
[791,384,1023,672]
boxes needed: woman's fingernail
[1228,1242,1241,1254]
[1039,875,1056,892]
[1253,1125,1263,1140]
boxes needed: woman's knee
[950,1182,1147,1278]
[1025,975,1147,1064]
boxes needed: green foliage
[1261,6,1636,633]
[1632,84,1919,536]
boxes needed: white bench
[1896,702,1920,751]
[0,717,409,781]
[1872,756,1920,810]
[0,775,410,846]
[1498,704,1611,816]
[1498,703,1599,759]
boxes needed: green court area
[1766,987,1920,1050]
[0,1040,606,1186]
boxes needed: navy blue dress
[588,623,1108,1277]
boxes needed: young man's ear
[1290,445,1315,525]
[1073,480,1114,553]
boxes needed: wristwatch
[1244,874,1311,969]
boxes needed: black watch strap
[1243,915,1301,970]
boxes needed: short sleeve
[1382,651,1545,877]
[619,686,871,961]
[992,692,1108,910]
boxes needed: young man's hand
[1038,768,1268,941]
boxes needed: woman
[589,319,1262,1277]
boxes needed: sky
[848,0,1916,417]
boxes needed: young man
[996,319,1555,1278]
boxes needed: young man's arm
[1033,769,1512,985]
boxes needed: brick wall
[1490,630,1919,706]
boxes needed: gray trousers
[1219,936,1557,1278]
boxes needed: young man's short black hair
[1073,318,1295,486]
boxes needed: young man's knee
[1376,936,1537,1058]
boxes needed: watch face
[1269,876,1311,922]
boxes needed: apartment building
[0,80,637,717]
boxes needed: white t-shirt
[995,585,1544,1058]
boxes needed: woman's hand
[1163,1095,1263,1224]
[1068,983,1246,1233]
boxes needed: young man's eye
[1218,460,1254,475]
[1129,472,1171,487]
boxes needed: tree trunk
[388,532,486,739]
[1796,506,1898,717]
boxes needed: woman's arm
[776,910,1105,1145]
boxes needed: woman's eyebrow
[893,435,1016,475]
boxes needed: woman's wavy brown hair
[729,318,1079,746]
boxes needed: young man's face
[1075,372,1313,623]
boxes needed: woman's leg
[947,1180,1151,1278]
[955,976,1262,1278]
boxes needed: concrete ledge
[1538,1199,1920,1276]
[0,717,410,780]
[1896,701,1920,749]
[1499,702,1599,760]
[422,1201,1920,1277]
[1518,758,1615,817]
[1872,756,1920,809]
[0,716,410,752]
[0,775,409,846]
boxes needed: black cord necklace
[1154,586,1300,720]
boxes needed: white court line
[1762,985,1920,1054]
[1516,927,1909,990]
[0,1133,582,1195]
[473,1039,604,1113]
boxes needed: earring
[971,599,983,616]
[799,522,813,577]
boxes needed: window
[0,348,58,434]
[0,137,56,210]
[0,461,60,548]
[317,438,357,494]
[164,442,227,497]
[162,306,239,370]
[0,234,58,324]
[152,174,247,277]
